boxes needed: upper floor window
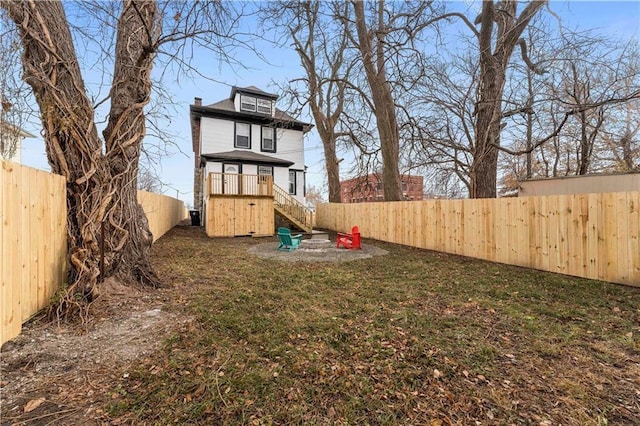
[235,122,250,149]
[240,95,256,112]
[261,127,275,152]
[257,98,272,115]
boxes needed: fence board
[2,161,186,344]
[616,194,629,284]
[317,192,640,287]
[2,161,21,344]
[629,193,640,283]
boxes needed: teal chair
[277,227,303,251]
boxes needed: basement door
[234,198,258,236]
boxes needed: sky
[17,0,640,207]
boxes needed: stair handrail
[272,183,312,231]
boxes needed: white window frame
[257,98,272,115]
[235,122,251,149]
[258,165,273,176]
[240,95,256,112]
[289,170,297,195]
[261,127,275,152]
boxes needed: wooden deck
[206,173,313,236]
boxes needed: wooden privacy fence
[1,161,67,345]
[137,190,189,242]
[316,192,640,287]
[1,160,188,344]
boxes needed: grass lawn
[109,225,640,425]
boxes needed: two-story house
[190,86,314,237]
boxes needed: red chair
[336,226,361,250]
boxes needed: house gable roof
[201,150,295,167]
[230,85,278,100]
[190,86,313,133]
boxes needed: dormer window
[238,93,272,115]
[240,95,256,112]
[257,98,272,115]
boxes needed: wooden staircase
[273,184,313,233]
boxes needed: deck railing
[207,172,273,196]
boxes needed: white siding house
[0,121,35,164]
[190,86,313,235]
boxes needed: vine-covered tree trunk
[3,0,162,317]
[101,0,161,287]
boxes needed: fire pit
[300,239,332,250]
[300,230,332,250]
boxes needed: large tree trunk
[4,1,109,301]
[352,0,402,201]
[294,1,344,204]
[469,0,545,198]
[3,0,162,316]
[314,118,342,203]
[102,0,161,287]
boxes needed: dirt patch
[1,279,192,425]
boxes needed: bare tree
[137,167,162,193]
[304,184,325,208]
[266,1,352,203]
[597,45,640,173]
[351,1,546,199]
[410,2,640,197]
[338,1,437,201]
[1,0,240,318]
[465,1,547,198]
[0,9,34,160]
[507,33,640,179]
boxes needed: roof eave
[192,105,312,132]
[200,153,295,168]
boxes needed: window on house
[258,165,273,176]
[289,170,297,195]
[376,182,383,191]
[261,127,275,152]
[240,95,256,112]
[402,182,407,192]
[235,122,250,148]
[257,98,272,115]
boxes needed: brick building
[340,173,424,203]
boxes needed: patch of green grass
[109,227,640,425]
